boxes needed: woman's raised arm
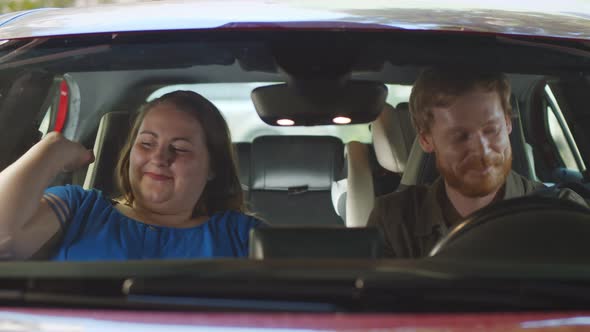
[0,132,94,259]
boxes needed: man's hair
[116,90,246,216]
[409,67,512,133]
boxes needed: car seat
[339,103,417,227]
[372,102,416,174]
[249,135,345,225]
[83,111,131,198]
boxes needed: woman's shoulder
[209,210,264,228]
[46,184,104,196]
[45,184,86,196]
[45,184,115,209]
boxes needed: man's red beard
[436,147,512,198]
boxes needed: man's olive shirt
[367,171,544,258]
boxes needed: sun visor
[251,80,387,126]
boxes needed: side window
[544,84,586,174]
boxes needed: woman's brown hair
[116,90,245,216]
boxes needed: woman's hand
[44,132,95,172]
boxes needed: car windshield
[1,1,590,321]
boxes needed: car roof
[0,0,589,40]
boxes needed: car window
[544,84,586,173]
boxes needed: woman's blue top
[43,185,262,261]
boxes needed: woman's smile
[144,171,173,181]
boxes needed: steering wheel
[428,195,590,262]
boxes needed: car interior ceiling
[0,29,590,260]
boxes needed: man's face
[418,88,513,197]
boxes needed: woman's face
[129,102,211,215]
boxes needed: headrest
[250,136,343,191]
[371,102,416,173]
[249,227,381,259]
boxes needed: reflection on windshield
[150,83,412,143]
[0,311,312,332]
[521,316,590,328]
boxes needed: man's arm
[529,181,590,209]
[556,187,590,208]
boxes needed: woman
[0,91,262,260]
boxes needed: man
[367,67,582,258]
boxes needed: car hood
[1,308,590,331]
[0,0,589,40]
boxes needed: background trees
[0,0,119,13]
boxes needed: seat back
[249,227,382,259]
[342,141,374,227]
[372,102,416,173]
[234,142,251,191]
[249,135,344,225]
[341,103,416,227]
[84,111,131,197]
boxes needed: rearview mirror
[251,80,387,126]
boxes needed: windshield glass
[1,7,590,316]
